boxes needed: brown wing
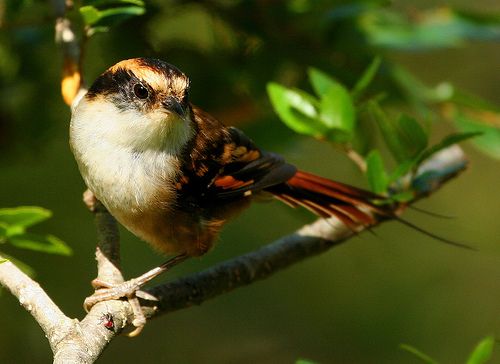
[176,107,296,206]
[211,148,297,200]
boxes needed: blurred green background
[1,0,500,363]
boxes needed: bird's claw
[84,278,159,336]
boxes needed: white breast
[77,143,178,214]
[69,96,187,216]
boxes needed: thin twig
[93,201,124,286]
[54,0,84,106]
[344,146,367,173]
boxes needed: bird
[69,57,464,331]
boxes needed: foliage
[2,1,499,159]
[466,337,495,364]
[400,336,495,364]
[296,359,320,364]
[79,0,145,35]
[267,60,481,199]
[0,206,71,274]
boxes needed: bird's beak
[162,96,186,117]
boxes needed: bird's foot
[84,253,188,336]
[84,277,159,336]
[84,277,160,311]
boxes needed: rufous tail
[268,170,473,249]
[268,170,392,229]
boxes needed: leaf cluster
[267,58,481,201]
[0,207,71,274]
[79,0,145,35]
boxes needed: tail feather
[272,187,359,228]
[293,171,381,199]
[267,170,391,230]
[289,171,389,215]
[267,170,473,250]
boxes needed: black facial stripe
[87,68,157,112]
[85,58,190,114]
[87,69,134,99]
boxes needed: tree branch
[0,255,74,353]
[145,218,352,316]
[53,0,86,107]
[92,200,124,286]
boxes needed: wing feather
[177,109,296,204]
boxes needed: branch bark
[92,200,124,286]
[144,218,352,316]
[0,255,74,353]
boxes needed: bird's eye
[133,84,149,99]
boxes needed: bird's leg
[84,253,189,335]
[85,253,188,309]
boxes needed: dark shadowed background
[1,0,499,363]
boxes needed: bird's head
[71,58,194,153]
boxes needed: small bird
[69,58,460,324]
[71,57,390,257]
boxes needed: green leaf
[83,0,144,6]
[454,111,500,159]
[389,159,417,183]
[0,206,52,229]
[319,83,356,142]
[267,83,327,137]
[8,233,72,256]
[398,114,429,154]
[400,343,439,364]
[368,103,428,163]
[6,225,25,237]
[369,102,406,162]
[308,67,339,97]
[351,116,375,156]
[0,258,7,264]
[306,68,356,141]
[0,223,7,239]
[80,5,145,27]
[296,359,319,364]
[79,5,101,25]
[352,56,382,99]
[366,150,389,193]
[390,190,415,202]
[466,336,495,364]
[97,5,145,25]
[416,131,482,165]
